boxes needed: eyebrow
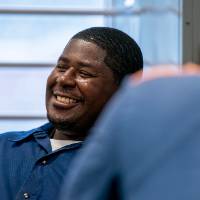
[57,56,69,63]
[58,56,95,68]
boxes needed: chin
[47,113,75,130]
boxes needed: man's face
[46,39,118,134]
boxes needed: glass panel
[0,67,52,115]
[113,0,182,66]
[0,0,105,9]
[0,15,105,63]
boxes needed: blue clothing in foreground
[0,123,82,200]
[59,76,200,200]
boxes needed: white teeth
[56,96,77,104]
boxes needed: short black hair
[72,27,143,83]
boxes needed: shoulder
[0,131,26,154]
[0,122,53,142]
[0,131,24,140]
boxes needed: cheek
[47,71,58,88]
[78,79,115,102]
[46,72,57,104]
[77,79,101,99]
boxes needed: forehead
[61,39,106,65]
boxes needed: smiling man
[0,27,143,200]
[46,38,119,140]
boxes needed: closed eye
[56,64,67,72]
[79,70,97,78]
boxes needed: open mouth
[56,95,79,105]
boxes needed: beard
[47,112,90,139]
[46,111,96,137]
[47,113,76,131]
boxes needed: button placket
[42,160,47,165]
[23,192,30,199]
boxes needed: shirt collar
[8,123,54,142]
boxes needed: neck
[52,129,86,140]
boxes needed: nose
[56,68,76,87]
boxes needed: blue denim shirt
[0,123,82,200]
[59,77,200,200]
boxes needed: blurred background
[0,0,195,132]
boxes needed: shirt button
[42,160,47,165]
[23,192,30,199]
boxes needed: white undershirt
[50,139,81,151]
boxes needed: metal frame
[182,0,200,64]
[0,116,46,120]
[0,62,54,68]
[0,7,129,16]
[0,6,180,16]
[182,0,193,63]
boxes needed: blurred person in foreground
[59,63,200,200]
[0,27,143,200]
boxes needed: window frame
[182,0,200,64]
